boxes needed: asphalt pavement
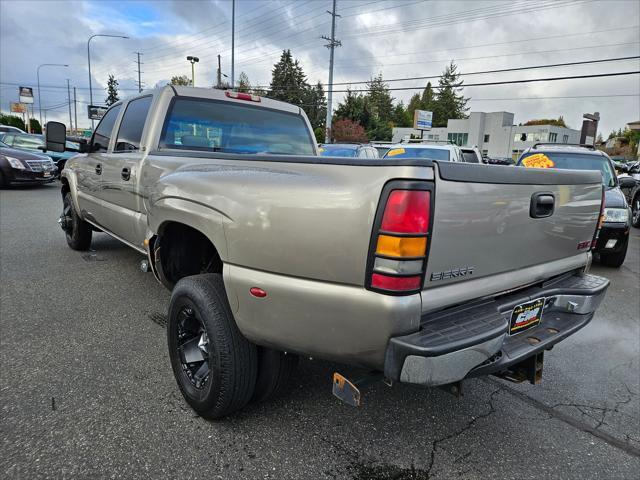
[1,183,639,479]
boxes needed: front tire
[599,237,628,268]
[61,192,92,250]
[632,196,640,228]
[168,274,257,419]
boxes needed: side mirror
[619,176,636,189]
[616,164,629,173]
[44,121,67,153]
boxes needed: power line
[330,55,640,86]
[326,70,640,93]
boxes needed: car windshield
[160,98,315,156]
[518,151,616,187]
[319,146,357,157]
[385,147,450,161]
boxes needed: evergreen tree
[269,50,309,106]
[237,72,251,93]
[365,74,394,124]
[432,62,468,127]
[105,74,120,106]
[407,93,422,122]
[392,102,411,128]
[302,81,327,132]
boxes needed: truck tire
[252,348,299,402]
[62,192,92,250]
[632,195,640,228]
[167,274,257,419]
[600,238,628,268]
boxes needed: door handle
[121,167,131,181]
[95,164,102,175]
[530,192,555,218]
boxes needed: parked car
[369,143,393,158]
[460,146,482,163]
[0,132,78,174]
[383,142,464,161]
[45,86,608,419]
[618,161,640,227]
[0,124,26,135]
[0,140,56,186]
[485,156,515,165]
[319,144,379,158]
[517,144,632,266]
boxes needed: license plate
[509,297,545,335]
[43,172,51,177]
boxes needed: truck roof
[159,85,303,115]
[522,144,606,157]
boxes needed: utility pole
[217,54,222,88]
[231,0,235,89]
[135,51,144,93]
[67,79,73,133]
[73,87,78,135]
[322,0,341,143]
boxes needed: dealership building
[392,111,581,160]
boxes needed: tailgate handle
[530,192,555,218]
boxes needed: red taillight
[371,273,422,291]
[368,184,432,294]
[381,190,430,233]
[225,91,261,102]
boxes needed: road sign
[87,105,108,120]
[414,110,432,130]
[10,102,27,113]
[19,86,34,104]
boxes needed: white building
[392,112,581,160]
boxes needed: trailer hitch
[494,351,544,385]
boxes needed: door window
[115,96,153,152]
[92,105,122,152]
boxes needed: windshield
[319,146,357,157]
[518,151,616,187]
[160,98,315,156]
[385,147,450,161]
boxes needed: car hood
[0,146,50,160]
[604,186,627,208]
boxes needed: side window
[115,96,153,152]
[92,105,122,152]
[3,135,14,145]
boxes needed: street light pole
[87,34,129,129]
[186,56,200,87]
[37,63,68,128]
[231,0,235,89]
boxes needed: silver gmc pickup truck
[45,86,609,419]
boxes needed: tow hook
[332,371,388,407]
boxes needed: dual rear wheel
[167,274,298,419]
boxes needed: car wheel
[60,192,92,250]
[167,274,257,419]
[632,196,640,228]
[599,237,629,268]
[252,348,299,402]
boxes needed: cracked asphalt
[1,183,639,479]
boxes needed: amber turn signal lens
[376,235,426,257]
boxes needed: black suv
[517,144,632,268]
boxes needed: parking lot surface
[1,183,639,479]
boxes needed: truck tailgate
[424,162,602,291]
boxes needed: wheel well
[155,222,222,287]
[61,178,70,198]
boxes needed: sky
[1,0,639,135]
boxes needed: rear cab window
[519,151,616,187]
[462,150,480,163]
[160,98,315,156]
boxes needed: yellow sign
[10,102,27,113]
[521,153,555,169]
[386,148,405,157]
